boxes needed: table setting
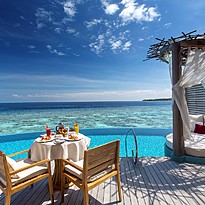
[30,122,91,162]
[29,122,91,190]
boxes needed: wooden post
[172,42,185,158]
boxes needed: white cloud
[72,53,80,57]
[22,89,171,102]
[89,34,105,54]
[0,73,171,102]
[35,8,53,29]
[63,1,76,17]
[147,35,153,40]
[141,26,148,30]
[66,27,76,33]
[121,0,134,4]
[109,39,132,52]
[12,94,21,97]
[47,45,52,50]
[108,33,132,52]
[110,40,122,50]
[55,28,61,33]
[20,16,25,20]
[28,45,35,49]
[123,41,132,51]
[46,45,66,56]
[36,22,45,29]
[85,19,102,29]
[101,0,119,15]
[138,38,144,41]
[164,22,172,28]
[105,4,119,15]
[118,30,130,40]
[119,0,160,23]
[90,29,131,54]
[35,8,53,22]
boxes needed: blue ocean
[0,101,172,135]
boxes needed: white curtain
[172,48,205,140]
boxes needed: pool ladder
[125,128,138,164]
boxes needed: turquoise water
[0,132,166,158]
[89,135,165,157]
[0,101,172,135]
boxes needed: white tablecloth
[30,133,91,162]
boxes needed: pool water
[0,132,166,159]
[89,135,165,157]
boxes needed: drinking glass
[74,124,79,134]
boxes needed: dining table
[30,132,91,190]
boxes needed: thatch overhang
[145,30,205,65]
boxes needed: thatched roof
[145,30,205,65]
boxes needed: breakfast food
[69,135,78,140]
[40,132,55,142]
[41,135,51,141]
[56,128,68,137]
[41,137,49,141]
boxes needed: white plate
[55,134,64,139]
[66,136,82,141]
[36,137,53,143]
[54,138,65,144]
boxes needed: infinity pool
[0,129,168,158]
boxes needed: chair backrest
[83,140,120,179]
[0,151,11,189]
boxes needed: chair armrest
[62,158,83,172]
[9,159,50,175]
[8,149,31,158]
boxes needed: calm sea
[0,101,172,135]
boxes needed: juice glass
[74,124,79,134]
[46,128,51,136]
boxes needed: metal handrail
[125,128,138,164]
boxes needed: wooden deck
[1,157,205,205]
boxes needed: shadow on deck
[1,157,205,205]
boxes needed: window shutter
[186,84,205,115]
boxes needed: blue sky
[0,0,205,102]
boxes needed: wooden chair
[0,149,54,205]
[60,140,122,205]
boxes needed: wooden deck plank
[145,158,172,205]
[127,158,146,205]
[126,159,139,205]
[1,157,205,205]
[166,160,205,204]
[122,158,137,205]
[89,180,99,204]
[148,158,181,205]
[163,160,199,205]
[156,158,194,205]
[120,157,132,205]
[144,158,167,205]
[102,178,111,204]
[155,157,190,205]
[96,180,105,204]
[110,177,118,203]
[138,157,159,205]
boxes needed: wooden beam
[180,39,205,47]
[172,42,185,157]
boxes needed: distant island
[143,98,172,101]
